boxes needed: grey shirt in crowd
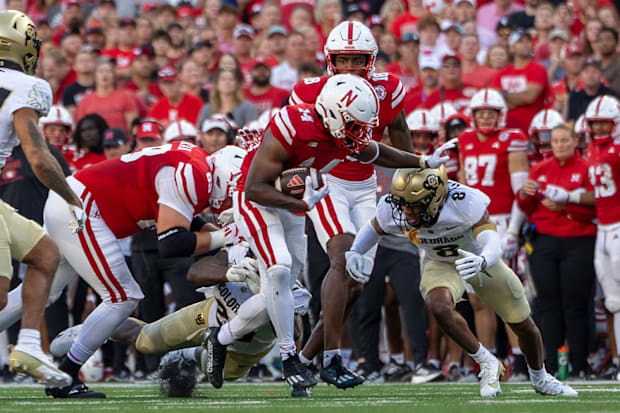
[602,56,620,97]
[197,101,258,130]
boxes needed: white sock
[217,323,234,346]
[469,344,494,364]
[392,353,405,365]
[428,358,440,369]
[264,266,296,357]
[67,299,138,364]
[227,294,269,339]
[0,286,24,332]
[528,364,547,383]
[15,328,42,353]
[341,348,352,366]
[512,347,523,356]
[323,349,340,367]
[299,352,312,366]
[181,347,199,362]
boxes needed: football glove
[543,184,582,204]
[225,257,260,294]
[223,223,242,246]
[455,249,486,280]
[68,205,86,234]
[424,138,458,168]
[501,233,519,260]
[302,175,330,210]
[345,250,374,284]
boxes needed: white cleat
[478,357,504,397]
[532,373,578,397]
[9,349,72,387]
[50,324,82,357]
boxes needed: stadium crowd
[0,0,620,392]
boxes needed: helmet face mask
[388,166,449,229]
[328,53,374,78]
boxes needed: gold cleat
[8,349,72,387]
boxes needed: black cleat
[158,351,198,397]
[45,380,106,398]
[282,353,317,390]
[320,355,365,389]
[202,327,227,389]
[290,385,312,397]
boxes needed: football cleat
[320,355,364,389]
[447,364,462,382]
[45,380,106,398]
[282,353,317,390]
[290,385,312,398]
[532,373,578,397]
[201,327,227,389]
[478,356,504,397]
[158,351,198,397]
[410,363,443,384]
[383,358,413,382]
[50,324,83,357]
[8,349,72,388]
[356,362,384,384]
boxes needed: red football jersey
[74,142,213,238]
[289,73,405,181]
[459,128,529,215]
[239,104,349,190]
[585,140,620,225]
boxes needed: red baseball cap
[442,53,462,64]
[178,5,196,18]
[250,56,277,69]
[565,42,583,57]
[158,65,178,81]
[136,120,163,140]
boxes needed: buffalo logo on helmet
[423,173,440,191]
[374,85,387,101]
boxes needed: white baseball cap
[419,54,441,70]
[201,115,235,133]
[164,120,199,144]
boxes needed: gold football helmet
[0,10,41,75]
[388,165,449,228]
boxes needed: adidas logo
[286,374,306,385]
[287,175,304,187]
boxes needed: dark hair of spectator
[219,4,239,15]
[298,61,323,77]
[417,15,441,32]
[152,30,172,44]
[209,68,245,114]
[599,27,619,43]
[74,114,109,153]
[552,123,577,139]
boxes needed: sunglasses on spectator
[443,61,460,68]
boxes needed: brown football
[275,167,323,199]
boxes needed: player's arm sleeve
[474,220,502,269]
[351,219,383,254]
[155,166,196,222]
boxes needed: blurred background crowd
[0,0,619,386]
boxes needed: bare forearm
[187,262,228,286]
[246,183,307,211]
[389,111,414,152]
[505,90,539,106]
[373,143,422,168]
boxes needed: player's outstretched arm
[187,249,230,286]
[355,138,456,169]
[245,131,308,211]
[14,108,82,208]
[388,111,415,153]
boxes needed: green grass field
[0,382,619,413]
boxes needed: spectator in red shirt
[125,46,162,113]
[517,124,596,377]
[52,0,84,47]
[149,65,203,127]
[152,30,172,68]
[485,44,511,70]
[386,33,420,90]
[75,58,138,131]
[390,0,427,40]
[60,31,82,67]
[84,26,106,51]
[102,18,137,79]
[314,0,342,49]
[234,24,256,84]
[403,54,440,115]
[492,30,549,133]
[135,17,154,47]
[552,3,574,35]
[179,59,210,103]
[460,34,497,89]
[549,43,584,115]
[165,22,188,65]
[423,54,471,112]
[71,114,109,171]
[443,24,464,55]
[289,5,314,33]
[243,58,290,115]
[155,4,177,30]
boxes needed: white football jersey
[376,181,491,263]
[0,68,52,170]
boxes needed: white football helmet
[164,120,199,144]
[406,109,440,135]
[429,103,457,127]
[529,109,564,156]
[584,95,620,145]
[209,145,247,214]
[469,88,507,134]
[39,105,73,130]
[315,74,379,153]
[324,20,378,80]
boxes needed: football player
[529,109,565,161]
[39,104,76,166]
[345,167,578,397]
[204,73,455,392]
[0,144,243,397]
[49,238,311,397]
[288,21,418,384]
[0,10,85,388]
[583,95,620,380]
[406,109,439,155]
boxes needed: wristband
[419,155,426,169]
[568,190,582,204]
[208,229,226,251]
